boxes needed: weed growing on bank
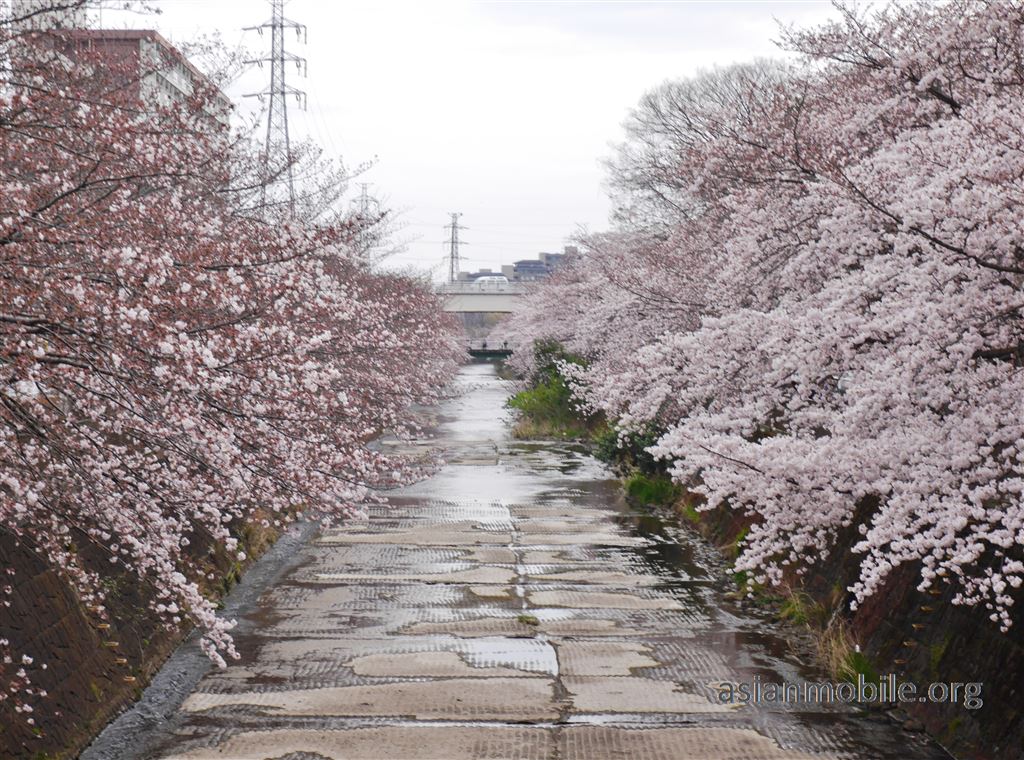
[506,340,605,440]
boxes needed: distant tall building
[499,245,574,282]
[454,245,575,284]
[9,1,231,130]
[59,30,232,128]
[456,268,501,282]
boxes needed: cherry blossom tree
[508,0,1024,632]
[0,0,461,720]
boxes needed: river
[83,361,950,759]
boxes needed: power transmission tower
[445,212,466,283]
[244,0,307,215]
[351,183,381,261]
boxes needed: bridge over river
[84,363,951,760]
[438,281,524,314]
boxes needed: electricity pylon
[445,212,466,283]
[351,183,381,261]
[244,0,307,215]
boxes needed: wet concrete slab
[527,568,667,586]
[312,565,518,585]
[399,613,647,639]
[562,676,733,714]
[161,726,555,760]
[527,589,685,610]
[91,363,953,760]
[555,640,662,676]
[557,726,838,760]
[181,677,559,721]
[317,522,513,546]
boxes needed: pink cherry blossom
[1,3,461,717]
[508,0,1024,633]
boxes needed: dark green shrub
[624,472,681,506]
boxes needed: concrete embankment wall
[679,498,1023,760]
[0,520,281,759]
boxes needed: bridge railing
[435,281,527,295]
[466,339,513,358]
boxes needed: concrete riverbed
[85,362,951,759]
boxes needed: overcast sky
[99,0,841,279]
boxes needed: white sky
[98,0,841,279]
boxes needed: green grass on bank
[507,371,601,440]
[624,471,681,506]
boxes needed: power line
[244,0,307,215]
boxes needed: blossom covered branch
[507,0,1024,632]
[1,2,461,718]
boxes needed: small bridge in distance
[467,342,513,359]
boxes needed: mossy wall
[0,517,282,759]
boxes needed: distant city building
[456,267,504,283]
[11,1,232,130]
[498,245,575,282]
[455,246,575,283]
[60,30,232,128]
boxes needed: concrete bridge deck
[438,282,525,313]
